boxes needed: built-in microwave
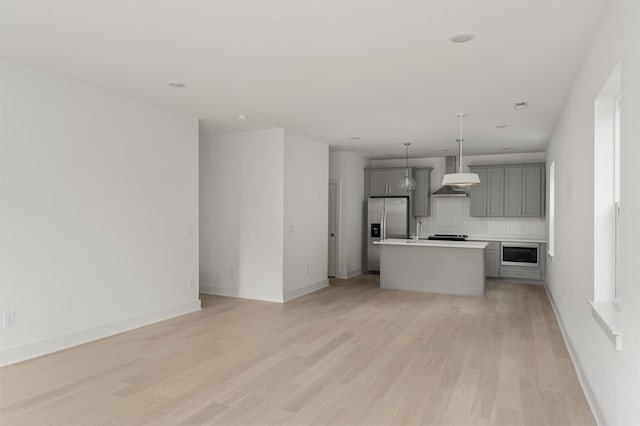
[501,242,539,267]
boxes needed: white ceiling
[0,0,609,159]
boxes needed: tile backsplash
[417,197,546,240]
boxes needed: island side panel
[379,245,485,296]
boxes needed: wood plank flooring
[0,276,594,425]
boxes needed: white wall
[545,1,640,424]
[200,129,285,302]
[329,151,369,278]
[0,61,200,366]
[283,131,329,300]
[200,128,329,302]
[419,198,545,240]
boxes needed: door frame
[328,181,340,278]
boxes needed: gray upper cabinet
[369,169,390,196]
[387,169,410,196]
[504,167,523,216]
[413,168,433,217]
[469,167,504,217]
[504,165,544,217]
[365,168,414,197]
[470,163,544,218]
[470,169,488,217]
[522,166,543,217]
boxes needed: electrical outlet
[289,225,295,234]
[187,278,195,289]
[2,312,15,328]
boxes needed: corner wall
[199,129,285,302]
[283,131,329,300]
[200,128,329,302]
[0,61,200,366]
[545,1,640,424]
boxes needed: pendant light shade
[399,142,416,192]
[442,113,481,187]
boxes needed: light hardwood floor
[1,275,594,426]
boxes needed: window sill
[547,250,555,262]
[589,301,622,351]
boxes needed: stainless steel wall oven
[501,242,539,267]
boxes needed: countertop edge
[374,240,489,249]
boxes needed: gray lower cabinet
[413,168,433,217]
[469,167,504,217]
[481,241,546,281]
[498,242,546,281]
[484,242,500,278]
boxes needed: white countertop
[467,236,547,243]
[375,239,489,249]
[410,235,547,244]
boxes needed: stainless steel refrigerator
[366,197,409,272]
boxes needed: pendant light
[442,113,481,187]
[399,142,416,192]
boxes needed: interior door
[328,183,337,278]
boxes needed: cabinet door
[504,167,523,216]
[387,169,410,195]
[369,169,389,196]
[413,168,432,217]
[486,168,505,216]
[522,166,543,217]
[470,168,488,217]
[485,250,500,278]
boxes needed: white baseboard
[200,284,283,303]
[283,279,329,302]
[544,284,606,426]
[0,300,201,367]
[335,269,362,279]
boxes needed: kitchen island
[374,239,489,296]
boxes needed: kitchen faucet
[416,220,423,243]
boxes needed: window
[613,94,621,302]
[591,63,621,350]
[548,162,555,260]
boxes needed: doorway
[328,183,338,278]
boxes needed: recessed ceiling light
[514,101,528,110]
[386,154,393,157]
[439,149,449,152]
[167,81,186,88]
[449,33,476,43]
[237,114,249,120]
[349,136,360,140]
[501,147,511,150]
[496,124,509,129]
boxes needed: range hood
[432,157,469,197]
